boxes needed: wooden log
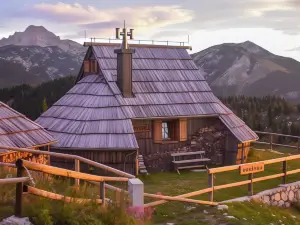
[208,174,214,202]
[213,180,251,191]
[209,154,300,174]
[143,193,218,206]
[75,159,80,187]
[0,162,16,168]
[100,182,105,206]
[143,187,213,207]
[248,173,253,196]
[21,160,128,182]
[0,145,135,179]
[286,168,300,175]
[15,160,25,218]
[252,173,285,183]
[0,177,29,185]
[282,161,287,184]
[27,186,102,204]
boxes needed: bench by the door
[171,151,211,174]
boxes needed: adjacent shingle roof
[0,102,56,153]
[36,75,138,149]
[37,44,258,149]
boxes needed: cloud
[178,0,300,35]
[17,3,194,37]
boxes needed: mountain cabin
[36,27,258,175]
[0,101,56,164]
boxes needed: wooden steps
[138,155,149,175]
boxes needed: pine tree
[42,97,48,112]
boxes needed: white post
[128,178,144,212]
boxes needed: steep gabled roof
[0,102,55,153]
[36,75,138,149]
[37,44,258,150]
[91,45,258,142]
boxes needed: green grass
[138,147,300,224]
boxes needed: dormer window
[84,59,98,74]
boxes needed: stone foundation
[223,181,300,208]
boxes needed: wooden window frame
[83,59,98,74]
[153,118,187,144]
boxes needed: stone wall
[223,181,300,208]
[252,181,300,207]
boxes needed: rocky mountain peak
[0,25,85,54]
[237,41,271,56]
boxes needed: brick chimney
[114,26,135,98]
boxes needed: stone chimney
[114,26,135,98]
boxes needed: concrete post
[128,178,144,212]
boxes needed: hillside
[0,26,85,88]
[192,41,300,101]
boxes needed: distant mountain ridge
[0,25,86,88]
[192,41,300,101]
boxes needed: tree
[42,97,48,112]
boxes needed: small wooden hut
[0,102,56,164]
[36,27,258,175]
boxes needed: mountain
[0,25,86,88]
[192,41,300,101]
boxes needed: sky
[0,0,300,60]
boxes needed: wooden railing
[0,146,135,182]
[0,158,135,217]
[254,131,300,152]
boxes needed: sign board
[240,162,264,175]
[0,151,48,164]
[133,124,150,133]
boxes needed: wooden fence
[145,154,300,207]
[254,131,300,152]
[0,159,132,217]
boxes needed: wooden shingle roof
[0,102,56,153]
[36,75,138,149]
[37,44,258,149]
[94,45,258,142]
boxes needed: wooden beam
[0,145,135,178]
[0,177,29,185]
[21,160,128,182]
[143,187,213,207]
[143,193,217,207]
[27,186,103,204]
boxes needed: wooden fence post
[15,159,25,218]
[270,134,273,150]
[208,174,214,202]
[100,182,105,206]
[241,143,245,164]
[282,161,287,184]
[128,178,144,212]
[75,159,80,187]
[297,138,299,153]
[248,173,253,196]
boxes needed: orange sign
[0,151,48,164]
[240,162,264,175]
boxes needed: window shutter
[90,60,98,73]
[153,120,162,143]
[179,118,187,141]
[84,60,90,73]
